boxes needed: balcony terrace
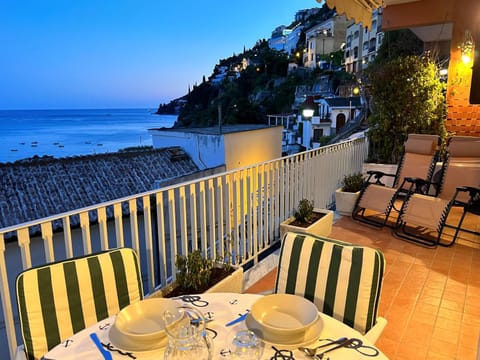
[246,213,480,360]
[0,137,478,359]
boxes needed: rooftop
[148,124,275,135]
[0,147,199,228]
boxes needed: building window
[354,47,358,58]
[354,31,359,39]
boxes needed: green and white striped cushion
[16,248,143,360]
[274,232,385,335]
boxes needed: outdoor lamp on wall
[302,96,315,118]
[302,108,315,118]
[459,30,474,66]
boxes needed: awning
[318,0,383,29]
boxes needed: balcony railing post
[114,203,124,248]
[0,234,16,360]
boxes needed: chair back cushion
[394,134,439,188]
[440,136,480,201]
[16,248,143,360]
[274,232,385,335]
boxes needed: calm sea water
[0,109,177,163]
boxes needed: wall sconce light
[302,96,315,118]
[459,30,474,66]
[302,108,315,118]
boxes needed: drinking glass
[231,330,264,359]
[163,305,213,360]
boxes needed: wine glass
[231,330,264,359]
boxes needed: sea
[0,108,177,163]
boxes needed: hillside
[156,4,350,128]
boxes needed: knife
[89,333,113,360]
[225,311,249,326]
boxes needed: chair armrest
[401,177,435,195]
[457,185,480,194]
[456,186,480,214]
[364,316,387,344]
[366,170,396,185]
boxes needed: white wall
[224,127,282,170]
[149,130,225,170]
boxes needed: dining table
[42,292,389,360]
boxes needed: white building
[316,97,362,135]
[344,9,383,74]
[149,125,283,171]
[304,15,353,69]
[268,24,304,55]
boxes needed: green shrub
[341,173,364,192]
[175,250,213,292]
[294,198,314,223]
[365,54,447,164]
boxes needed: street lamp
[302,108,315,118]
[302,96,315,118]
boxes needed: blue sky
[0,0,320,110]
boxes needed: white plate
[245,312,323,349]
[109,298,178,351]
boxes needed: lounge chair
[274,232,386,343]
[394,136,480,247]
[352,133,440,227]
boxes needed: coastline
[0,109,177,163]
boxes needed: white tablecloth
[43,292,388,360]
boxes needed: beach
[0,109,177,163]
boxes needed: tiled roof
[0,147,199,229]
[321,97,362,107]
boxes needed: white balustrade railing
[0,138,367,359]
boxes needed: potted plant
[280,198,334,239]
[335,172,364,216]
[152,238,243,298]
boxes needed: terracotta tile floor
[244,210,480,360]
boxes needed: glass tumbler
[231,330,264,359]
[163,305,213,360]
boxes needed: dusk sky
[1,0,320,110]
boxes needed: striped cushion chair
[274,232,386,343]
[16,248,143,360]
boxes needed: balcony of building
[0,136,478,359]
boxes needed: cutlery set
[299,336,379,359]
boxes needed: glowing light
[302,109,314,118]
[459,30,474,66]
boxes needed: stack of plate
[246,294,322,347]
[109,298,178,351]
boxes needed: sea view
[0,109,177,163]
